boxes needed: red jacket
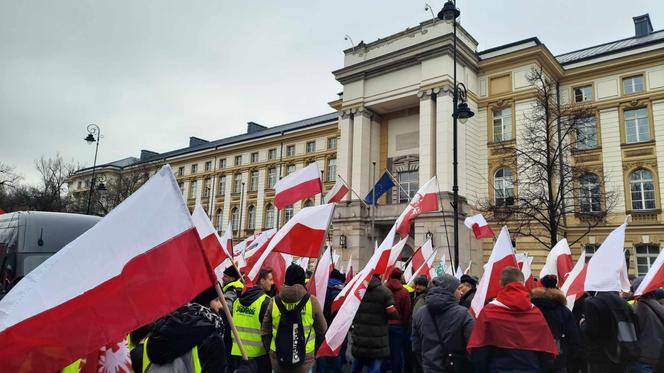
[386,279,412,325]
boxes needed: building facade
[69,14,664,276]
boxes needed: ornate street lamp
[84,123,101,215]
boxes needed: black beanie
[414,275,429,287]
[460,274,477,287]
[223,266,240,279]
[285,264,306,286]
[192,285,218,306]
[541,274,558,288]
[330,269,345,282]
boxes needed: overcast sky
[2,0,662,185]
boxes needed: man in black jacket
[317,269,347,373]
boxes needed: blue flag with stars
[364,171,395,206]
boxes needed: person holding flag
[385,268,412,373]
[629,276,664,372]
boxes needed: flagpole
[372,162,376,246]
[434,186,453,268]
[385,168,410,199]
[214,282,248,360]
[337,174,368,208]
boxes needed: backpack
[273,294,311,368]
[592,294,640,363]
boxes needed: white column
[337,111,354,201]
[436,88,454,192]
[256,168,266,230]
[652,100,664,208]
[352,108,373,198]
[419,88,438,185]
[599,108,626,212]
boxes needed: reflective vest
[232,293,269,357]
[60,360,80,373]
[270,296,316,354]
[223,279,244,293]
[142,337,202,373]
[403,284,415,293]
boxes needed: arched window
[303,199,314,208]
[231,207,239,231]
[284,205,294,222]
[579,174,601,213]
[494,167,514,207]
[216,209,223,230]
[630,169,656,210]
[265,204,275,229]
[247,205,256,230]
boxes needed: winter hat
[414,276,429,287]
[285,264,306,286]
[653,288,664,300]
[460,274,477,288]
[541,274,558,289]
[431,274,460,294]
[223,266,240,279]
[192,285,218,306]
[330,268,345,282]
[631,276,645,294]
[390,268,403,279]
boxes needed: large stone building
[69,13,664,276]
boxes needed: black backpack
[591,294,640,363]
[273,294,311,368]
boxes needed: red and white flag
[516,253,535,291]
[404,240,434,282]
[0,166,214,373]
[309,247,334,308]
[464,214,494,239]
[540,238,574,281]
[470,226,517,317]
[560,250,587,311]
[237,230,275,273]
[233,233,258,257]
[324,180,349,204]
[79,339,132,373]
[192,204,230,269]
[408,249,438,285]
[634,247,664,297]
[345,259,353,283]
[395,177,439,238]
[382,238,409,281]
[296,257,309,271]
[332,251,341,268]
[274,163,322,209]
[372,225,397,275]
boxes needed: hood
[279,284,308,303]
[239,286,267,307]
[495,282,533,312]
[386,278,405,292]
[367,275,382,290]
[426,286,459,314]
[531,287,567,307]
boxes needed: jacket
[459,287,476,309]
[412,286,475,373]
[633,297,664,366]
[386,278,412,326]
[146,303,227,373]
[323,279,344,326]
[260,284,327,373]
[531,287,583,371]
[351,276,400,359]
[235,286,271,324]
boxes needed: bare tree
[0,162,21,190]
[479,66,616,249]
[89,164,153,216]
[33,154,78,212]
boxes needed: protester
[531,274,582,373]
[222,266,244,304]
[412,274,475,373]
[317,269,347,373]
[630,277,664,372]
[457,274,477,308]
[350,274,400,373]
[261,264,327,373]
[411,275,429,314]
[382,268,411,373]
[468,266,557,372]
[145,286,227,373]
[231,268,274,373]
[128,323,152,372]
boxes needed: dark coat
[323,279,344,326]
[351,276,399,359]
[411,286,475,373]
[633,297,664,366]
[146,303,227,373]
[531,287,583,371]
[386,278,412,326]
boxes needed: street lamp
[438,0,474,270]
[84,123,101,215]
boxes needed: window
[233,174,242,193]
[203,178,211,198]
[494,167,515,207]
[574,85,593,102]
[189,180,198,199]
[327,137,337,149]
[303,199,314,208]
[284,205,294,222]
[584,244,600,263]
[268,148,277,160]
[216,209,223,231]
[576,116,598,150]
[231,207,239,231]
[579,174,601,213]
[234,155,242,166]
[397,171,418,203]
[219,158,226,169]
[287,145,295,157]
[247,205,256,230]
[492,108,513,142]
[249,170,259,192]
[630,169,656,210]
[218,175,226,195]
[287,164,296,175]
[251,152,259,163]
[177,166,185,176]
[635,244,660,276]
[267,167,277,188]
[327,159,337,182]
[625,108,650,144]
[306,141,316,153]
[204,161,212,171]
[178,182,184,195]
[191,164,198,174]
[265,204,275,229]
[623,75,644,94]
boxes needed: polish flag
[324,180,349,204]
[248,204,334,280]
[464,261,472,275]
[408,249,438,285]
[404,240,434,282]
[0,166,214,373]
[79,339,132,373]
[309,247,334,308]
[395,177,440,238]
[634,247,664,297]
[382,238,409,281]
[464,214,495,239]
[332,251,341,268]
[516,253,535,291]
[372,225,397,275]
[274,163,322,209]
[560,250,587,311]
[233,233,257,257]
[345,260,353,283]
[192,205,229,268]
[237,230,275,273]
[470,226,518,317]
[540,238,574,281]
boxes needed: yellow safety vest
[142,337,202,373]
[403,284,415,293]
[60,359,80,373]
[223,279,244,293]
[270,296,316,354]
[232,293,269,357]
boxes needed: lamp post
[438,1,474,269]
[84,123,101,215]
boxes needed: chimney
[247,122,268,134]
[633,14,653,37]
[189,136,209,147]
[140,150,159,161]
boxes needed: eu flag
[364,171,395,206]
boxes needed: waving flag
[0,166,214,373]
[309,247,334,308]
[345,259,353,283]
[192,205,229,268]
[237,230,276,273]
[634,247,664,297]
[540,238,574,281]
[408,249,438,285]
[560,250,587,310]
[372,225,397,275]
[324,180,349,204]
[404,240,434,282]
[394,177,439,238]
[464,214,494,239]
[274,163,322,209]
[364,171,395,206]
[382,238,409,281]
[516,253,535,291]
